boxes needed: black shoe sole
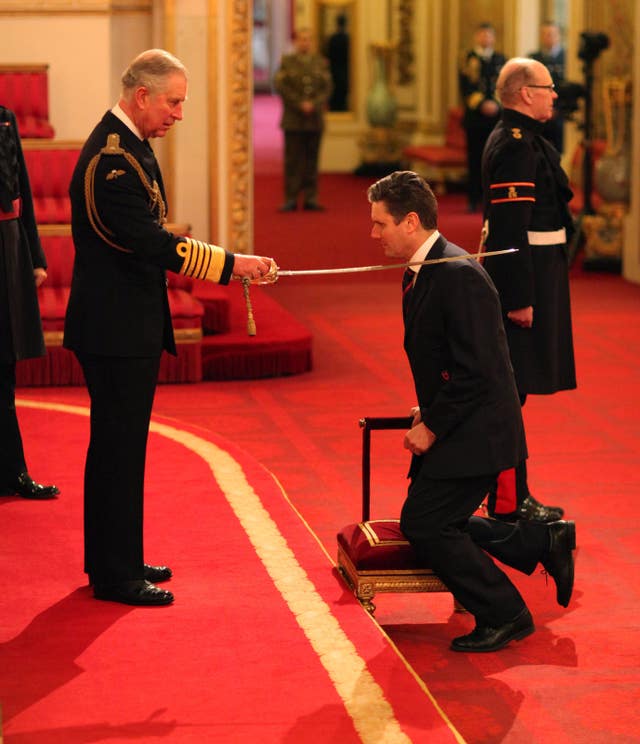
[451,623,535,652]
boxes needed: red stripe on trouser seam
[495,467,517,513]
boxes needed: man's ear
[405,211,420,232]
[133,86,149,110]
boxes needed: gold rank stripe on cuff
[176,237,227,283]
[489,181,535,205]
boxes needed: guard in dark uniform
[530,21,566,152]
[0,105,59,500]
[274,28,332,212]
[482,57,576,523]
[459,23,505,211]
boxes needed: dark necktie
[402,268,414,319]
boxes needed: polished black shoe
[144,564,172,583]
[541,520,576,607]
[451,608,535,652]
[303,201,325,211]
[517,495,564,522]
[5,472,60,500]
[493,494,564,523]
[93,580,174,606]
[278,201,297,212]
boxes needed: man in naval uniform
[65,49,275,606]
[274,28,332,212]
[481,57,576,523]
[459,22,505,212]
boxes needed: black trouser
[0,362,26,489]
[400,470,548,627]
[76,352,160,584]
[283,130,322,204]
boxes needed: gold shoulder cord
[84,133,167,253]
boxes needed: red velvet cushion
[39,235,75,287]
[24,148,80,198]
[17,115,55,139]
[337,520,421,570]
[167,288,205,320]
[37,287,70,328]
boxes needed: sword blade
[275,248,517,277]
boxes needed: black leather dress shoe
[541,520,576,607]
[144,564,172,583]
[451,608,535,652]
[303,202,325,211]
[278,201,297,212]
[493,494,564,523]
[517,495,564,522]
[6,472,60,500]
[93,580,174,606]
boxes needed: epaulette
[84,133,166,252]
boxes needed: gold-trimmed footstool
[336,417,457,615]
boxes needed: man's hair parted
[121,49,188,96]
[367,170,438,229]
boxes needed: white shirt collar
[111,102,144,141]
[407,230,440,274]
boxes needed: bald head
[496,57,557,121]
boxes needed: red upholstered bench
[336,417,457,615]
[16,232,207,386]
[0,64,55,139]
[402,107,467,194]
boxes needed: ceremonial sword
[239,248,518,335]
[269,247,517,279]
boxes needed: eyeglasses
[524,83,556,92]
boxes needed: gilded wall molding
[225,0,252,254]
[0,0,150,13]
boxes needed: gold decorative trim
[43,327,202,347]
[225,0,252,254]
[0,0,150,14]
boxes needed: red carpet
[2,401,462,743]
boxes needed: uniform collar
[502,107,545,136]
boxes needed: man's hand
[404,421,436,456]
[507,305,533,328]
[33,268,47,288]
[480,99,499,116]
[232,255,277,283]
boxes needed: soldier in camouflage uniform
[274,28,332,212]
[459,23,505,211]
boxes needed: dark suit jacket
[64,112,233,358]
[404,236,526,479]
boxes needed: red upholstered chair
[0,64,55,139]
[23,143,81,224]
[336,417,458,615]
[402,107,467,194]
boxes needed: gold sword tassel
[242,278,257,336]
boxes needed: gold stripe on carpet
[16,398,464,743]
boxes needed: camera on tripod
[578,31,610,63]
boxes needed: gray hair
[121,49,187,97]
[496,57,538,104]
